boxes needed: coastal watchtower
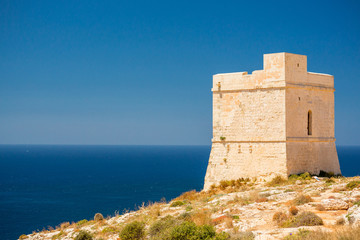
[204,53,341,190]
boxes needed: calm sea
[0,145,359,240]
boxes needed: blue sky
[0,0,359,145]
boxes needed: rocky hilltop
[20,175,360,240]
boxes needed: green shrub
[170,221,216,240]
[76,219,88,226]
[94,213,104,221]
[220,136,226,141]
[346,181,360,190]
[299,172,312,180]
[292,194,313,205]
[196,225,216,240]
[283,211,323,228]
[75,230,93,240]
[170,221,197,240]
[149,216,180,240]
[170,200,185,207]
[120,221,145,240]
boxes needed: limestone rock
[345,205,360,226]
[321,199,349,210]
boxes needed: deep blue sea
[0,145,359,240]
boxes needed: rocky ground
[19,176,360,240]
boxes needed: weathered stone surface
[345,205,360,226]
[204,53,341,190]
[321,199,349,210]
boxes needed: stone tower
[204,52,341,190]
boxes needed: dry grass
[60,222,70,230]
[272,212,288,226]
[292,194,313,205]
[191,209,212,226]
[266,176,288,187]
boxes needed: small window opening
[297,63,299,67]
[307,110,312,135]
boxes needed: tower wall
[204,53,341,190]
[285,54,340,175]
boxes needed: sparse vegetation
[282,211,323,228]
[170,200,185,207]
[346,181,360,190]
[23,176,360,240]
[273,212,288,226]
[220,136,226,141]
[76,219,88,226]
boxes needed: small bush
[267,176,287,186]
[149,215,180,240]
[75,230,93,240]
[299,172,312,180]
[220,136,226,141]
[119,221,145,240]
[170,201,185,207]
[170,221,198,240]
[94,213,104,221]
[293,194,313,205]
[76,219,88,226]
[196,225,216,239]
[325,178,335,185]
[315,204,325,211]
[283,211,323,228]
[219,180,230,190]
[215,232,230,240]
[170,221,216,240]
[289,206,299,216]
[272,212,288,225]
[186,205,193,211]
[346,181,360,190]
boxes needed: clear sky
[0,0,359,145]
